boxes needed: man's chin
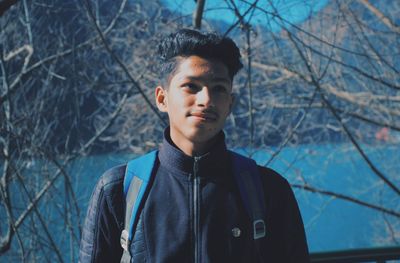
[187,128,220,143]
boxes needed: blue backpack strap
[120,150,158,263]
[229,151,266,240]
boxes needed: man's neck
[168,132,219,157]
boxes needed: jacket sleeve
[78,165,125,263]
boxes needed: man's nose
[196,87,212,107]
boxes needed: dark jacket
[79,131,309,262]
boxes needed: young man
[79,29,309,262]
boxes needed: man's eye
[183,83,199,91]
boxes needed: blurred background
[0,0,399,262]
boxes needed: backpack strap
[229,151,266,240]
[120,150,158,263]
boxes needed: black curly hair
[157,29,243,85]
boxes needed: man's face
[155,55,233,153]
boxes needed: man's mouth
[189,111,218,121]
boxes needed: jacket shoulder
[97,164,126,193]
[258,166,290,186]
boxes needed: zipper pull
[193,156,200,177]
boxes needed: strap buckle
[120,229,130,251]
[253,219,266,239]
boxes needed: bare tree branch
[193,0,206,29]
[82,0,167,126]
[292,183,400,218]
[357,0,400,34]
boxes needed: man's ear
[155,86,168,112]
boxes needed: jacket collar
[158,127,230,177]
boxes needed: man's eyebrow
[184,76,231,83]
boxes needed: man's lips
[189,111,218,121]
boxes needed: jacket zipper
[193,156,201,263]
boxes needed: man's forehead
[175,56,231,81]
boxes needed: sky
[161,0,329,31]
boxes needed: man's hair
[157,29,243,84]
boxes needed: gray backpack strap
[120,177,143,263]
[120,151,158,263]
